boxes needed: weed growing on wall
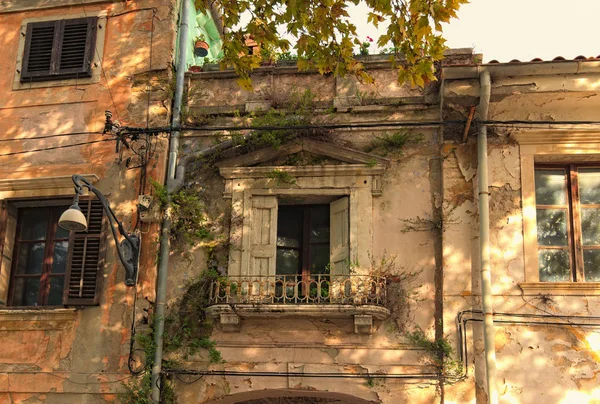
[405,326,464,383]
[364,255,463,384]
[267,169,297,185]
[399,203,459,233]
[364,130,423,155]
[231,88,328,153]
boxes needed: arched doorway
[203,389,378,404]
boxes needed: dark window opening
[276,205,330,279]
[535,164,600,282]
[2,199,105,307]
[10,206,70,306]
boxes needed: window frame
[534,163,600,283]
[13,11,107,91]
[0,197,106,307]
[20,17,98,83]
[516,129,600,294]
[8,204,70,306]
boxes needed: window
[20,17,98,83]
[243,195,350,279]
[535,165,600,282]
[276,204,331,278]
[1,199,105,306]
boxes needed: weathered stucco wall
[443,71,600,403]
[0,0,176,402]
[165,59,600,404]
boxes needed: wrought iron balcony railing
[208,275,387,306]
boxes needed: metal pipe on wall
[477,69,498,404]
[150,0,190,401]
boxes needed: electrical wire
[146,9,156,129]
[79,1,122,124]
[165,369,440,380]
[108,7,158,19]
[456,310,600,378]
[0,138,113,157]
[0,132,103,142]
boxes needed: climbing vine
[122,269,225,403]
[149,178,212,250]
[366,254,464,384]
[405,326,464,383]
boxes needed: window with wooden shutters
[20,17,98,82]
[64,199,105,305]
[0,199,105,307]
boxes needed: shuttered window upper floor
[21,17,97,82]
[13,12,106,90]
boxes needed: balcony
[205,275,390,334]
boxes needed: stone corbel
[219,313,241,332]
[354,314,373,334]
[371,175,383,196]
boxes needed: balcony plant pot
[188,65,202,73]
[194,40,210,57]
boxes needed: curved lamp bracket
[62,174,140,286]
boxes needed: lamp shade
[58,204,88,232]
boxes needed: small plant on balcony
[194,34,210,57]
[358,36,373,56]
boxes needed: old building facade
[164,53,600,403]
[0,0,177,402]
[1,1,600,403]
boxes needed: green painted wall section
[187,0,223,67]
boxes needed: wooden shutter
[63,199,106,305]
[21,17,97,82]
[0,203,18,305]
[249,195,278,277]
[330,197,350,276]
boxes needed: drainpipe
[477,70,498,404]
[150,0,190,401]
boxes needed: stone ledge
[207,304,390,320]
[0,0,122,14]
[0,308,78,330]
[207,304,389,334]
[0,174,98,192]
[519,282,600,296]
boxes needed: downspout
[477,70,498,404]
[150,0,190,401]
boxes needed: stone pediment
[215,139,389,169]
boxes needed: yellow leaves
[216,0,464,89]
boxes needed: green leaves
[200,0,466,88]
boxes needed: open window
[250,196,350,281]
[0,198,106,307]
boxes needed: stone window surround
[215,160,389,333]
[12,10,107,91]
[515,129,600,295]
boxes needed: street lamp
[58,174,140,286]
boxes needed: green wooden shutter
[250,195,278,277]
[63,199,105,305]
[330,197,350,276]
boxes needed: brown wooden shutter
[63,199,106,305]
[21,17,97,82]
